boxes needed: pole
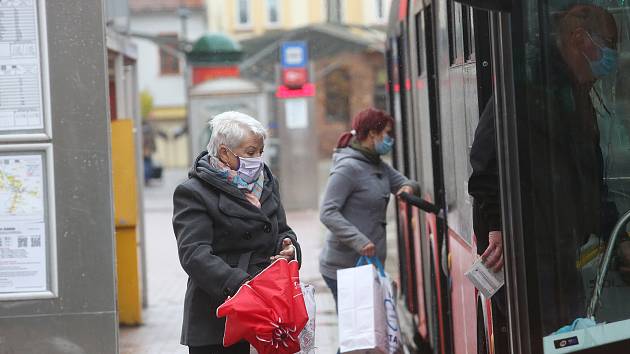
[178,4,193,158]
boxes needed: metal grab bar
[398,192,443,217]
[586,209,630,319]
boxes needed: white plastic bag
[298,283,316,354]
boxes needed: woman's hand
[360,241,376,257]
[396,185,414,196]
[270,238,296,261]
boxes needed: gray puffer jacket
[319,147,417,279]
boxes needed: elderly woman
[172,111,301,354]
[319,108,418,307]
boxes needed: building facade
[129,0,207,167]
[207,0,391,39]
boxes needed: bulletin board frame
[0,143,57,300]
[0,0,52,142]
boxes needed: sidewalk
[119,168,339,353]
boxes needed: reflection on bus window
[523,1,630,348]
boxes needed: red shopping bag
[217,258,309,354]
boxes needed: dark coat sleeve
[173,183,250,299]
[468,96,502,232]
[272,179,302,266]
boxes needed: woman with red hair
[319,107,418,307]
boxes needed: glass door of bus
[494,1,630,353]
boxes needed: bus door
[489,1,630,353]
[388,7,429,350]
[434,1,495,353]
[403,2,453,353]
[404,1,440,350]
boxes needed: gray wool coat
[319,147,417,280]
[172,151,301,347]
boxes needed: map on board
[0,154,44,222]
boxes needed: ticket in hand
[464,257,505,298]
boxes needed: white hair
[207,111,267,156]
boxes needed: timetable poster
[0,0,45,134]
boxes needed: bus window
[462,5,475,62]
[415,11,425,75]
[447,1,476,65]
[520,1,630,349]
[447,0,457,65]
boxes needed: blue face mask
[375,135,394,155]
[585,32,618,78]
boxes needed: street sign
[282,67,308,89]
[276,83,315,99]
[281,41,308,68]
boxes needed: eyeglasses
[587,31,616,50]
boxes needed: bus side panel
[426,209,447,354]
[449,230,478,354]
[411,206,428,339]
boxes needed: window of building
[326,0,343,24]
[267,0,280,25]
[375,0,386,21]
[325,68,351,122]
[158,33,179,75]
[374,69,387,110]
[236,0,251,27]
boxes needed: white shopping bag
[381,274,402,354]
[337,256,402,354]
[298,283,316,354]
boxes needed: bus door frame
[490,7,536,354]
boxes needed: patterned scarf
[207,156,264,208]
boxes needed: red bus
[386,1,630,353]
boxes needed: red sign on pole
[281,68,308,89]
[275,83,316,98]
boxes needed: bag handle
[356,255,385,276]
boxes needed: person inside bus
[469,3,630,334]
[319,108,419,309]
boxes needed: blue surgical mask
[585,32,618,78]
[226,147,263,183]
[375,135,394,155]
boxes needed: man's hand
[360,241,376,257]
[396,185,414,196]
[482,231,504,272]
[618,240,630,284]
[270,238,295,261]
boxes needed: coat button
[243,232,252,240]
[263,224,271,233]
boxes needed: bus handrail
[398,192,443,217]
[587,209,630,319]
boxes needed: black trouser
[188,341,249,354]
[473,200,509,353]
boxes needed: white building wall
[130,11,207,108]
[207,0,228,33]
[289,1,309,28]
